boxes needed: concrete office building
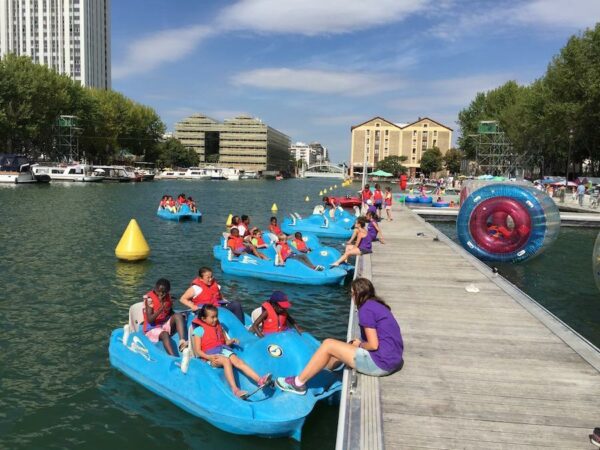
[0,0,111,89]
[174,113,291,173]
[350,116,452,176]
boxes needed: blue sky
[111,0,600,163]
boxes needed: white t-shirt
[191,283,222,298]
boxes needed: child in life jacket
[291,232,311,253]
[269,216,284,237]
[227,227,269,260]
[276,234,324,271]
[384,186,393,221]
[250,291,302,338]
[192,305,272,399]
[250,228,268,249]
[142,278,187,356]
[159,195,168,210]
[179,267,245,323]
[167,196,178,213]
[187,196,197,213]
[177,193,187,205]
[322,196,338,220]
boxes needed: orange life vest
[191,277,221,306]
[192,318,226,353]
[278,241,291,260]
[227,235,245,251]
[269,224,282,235]
[261,301,288,334]
[143,290,172,332]
[292,237,308,252]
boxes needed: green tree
[376,155,408,176]
[156,138,199,168]
[420,147,443,175]
[443,148,462,174]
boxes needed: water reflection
[114,260,151,304]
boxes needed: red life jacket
[227,235,245,251]
[192,318,226,352]
[373,190,383,201]
[143,290,172,332]
[190,277,221,306]
[261,301,288,334]
[252,235,266,246]
[168,199,176,207]
[278,241,291,261]
[159,199,167,207]
[269,224,282,235]
[384,192,392,206]
[361,189,372,202]
[178,196,186,205]
[293,237,308,252]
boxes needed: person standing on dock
[275,277,403,395]
[577,183,586,206]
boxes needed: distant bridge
[301,162,347,179]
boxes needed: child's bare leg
[159,331,175,356]
[230,354,260,383]
[170,313,187,343]
[217,356,239,392]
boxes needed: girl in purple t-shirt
[275,278,403,395]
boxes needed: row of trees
[458,23,600,176]
[375,147,462,177]
[0,54,167,164]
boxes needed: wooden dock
[337,206,600,449]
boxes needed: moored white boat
[92,165,138,182]
[0,155,50,184]
[222,168,241,181]
[32,164,104,182]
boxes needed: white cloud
[218,0,430,35]
[515,0,600,29]
[113,26,213,79]
[230,68,402,95]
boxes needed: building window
[385,130,389,136]
[423,123,427,128]
[366,130,370,135]
[433,130,437,136]
[375,123,380,127]
[413,130,417,136]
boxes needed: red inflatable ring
[468,197,532,254]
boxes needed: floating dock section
[336,206,600,449]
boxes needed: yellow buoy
[225,213,233,226]
[329,186,333,190]
[115,219,150,261]
[319,190,323,196]
[305,196,310,202]
[271,203,278,211]
[334,184,337,188]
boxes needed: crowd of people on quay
[158,193,198,212]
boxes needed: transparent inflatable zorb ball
[457,183,560,263]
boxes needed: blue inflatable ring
[405,195,419,203]
[417,196,433,203]
[432,201,450,208]
[456,183,560,263]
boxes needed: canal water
[433,221,600,348]
[0,179,356,450]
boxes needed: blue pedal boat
[108,306,341,441]
[280,208,356,239]
[212,233,348,285]
[157,204,202,222]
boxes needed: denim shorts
[354,348,391,376]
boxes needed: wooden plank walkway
[369,206,600,449]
